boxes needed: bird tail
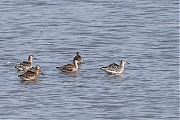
[18,74,23,78]
[15,65,21,68]
[100,67,107,70]
[56,66,63,70]
[15,65,24,71]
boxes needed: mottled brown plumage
[56,60,79,72]
[18,65,42,80]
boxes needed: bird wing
[27,67,36,72]
[61,64,74,72]
[24,71,36,77]
[107,63,119,71]
[20,61,31,66]
[63,64,74,71]
[18,71,36,79]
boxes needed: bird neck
[35,69,40,76]
[28,57,32,63]
[74,61,78,70]
[120,62,125,68]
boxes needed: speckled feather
[56,60,79,72]
[101,60,130,74]
[18,65,42,80]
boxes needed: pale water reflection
[105,73,124,78]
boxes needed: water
[0,0,179,119]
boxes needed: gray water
[0,0,179,119]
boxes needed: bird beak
[126,62,130,64]
[33,57,37,60]
[41,72,45,75]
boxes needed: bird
[56,60,79,72]
[73,52,83,64]
[100,60,130,74]
[15,55,37,71]
[18,65,43,81]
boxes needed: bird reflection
[58,71,78,77]
[20,79,41,84]
[105,73,124,78]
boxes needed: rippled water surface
[0,0,179,119]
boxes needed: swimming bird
[73,52,83,63]
[101,60,130,74]
[15,55,37,71]
[18,65,42,81]
[56,60,79,72]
